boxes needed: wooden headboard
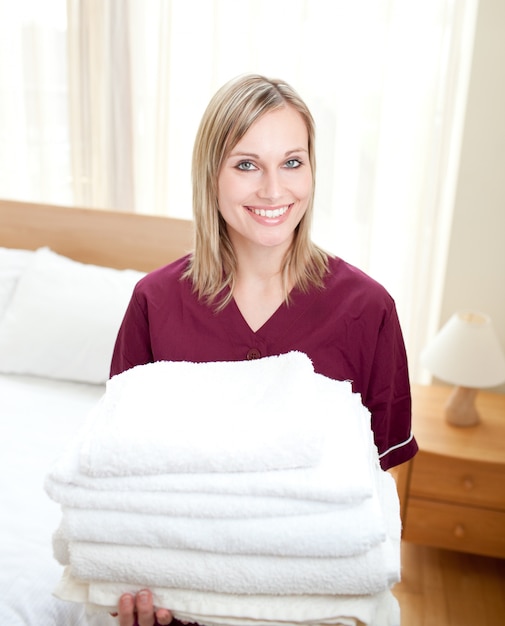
[0,199,194,272]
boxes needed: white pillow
[0,247,34,320]
[0,247,144,384]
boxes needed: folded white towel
[46,485,343,518]
[54,568,400,626]
[58,500,382,558]
[56,471,395,558]
[46,374,377,513]
[80,352,333,476]
[64,532,400,597]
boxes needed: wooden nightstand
[400,384,505,558]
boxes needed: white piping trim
[378,431,415,459]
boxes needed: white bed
[0,200,194,625]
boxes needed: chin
[254,234,293,250]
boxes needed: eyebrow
[228,148,309,159]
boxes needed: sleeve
[364,302,418,470]
[109,286,154,378]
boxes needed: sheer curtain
[0,0,478,382]
[66,0,135,210]
[0,0,70,203]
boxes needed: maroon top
[111,254,417,470]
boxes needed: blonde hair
[184,74,329,309]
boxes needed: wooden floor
[393,541,505,625]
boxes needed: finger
[117,593,136,626]
[155,608,173,625]
[136,589,156,626]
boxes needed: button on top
[246,348,262,360]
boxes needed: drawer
[409,451,505,510]
[403,498,505,558]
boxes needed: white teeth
[252,206,289,218]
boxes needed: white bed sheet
[0,373,113,625]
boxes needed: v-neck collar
[228,296,288,335]
[225,284,316,339]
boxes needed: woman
[112,74,418,626]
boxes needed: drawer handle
[462,476,474,491]
[454,524,465,539]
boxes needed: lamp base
[445,386,480,427]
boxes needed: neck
[234,245,288,290]
[232,248,289,333]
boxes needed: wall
[439,0,505,394]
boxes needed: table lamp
[420,311,505,426]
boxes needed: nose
[258,168,283,201]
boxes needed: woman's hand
[115,590,173,626]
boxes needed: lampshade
[421,311,505,388]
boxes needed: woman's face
[217,105,312,255]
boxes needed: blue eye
[285,159,302,169]
[236,161,256,171]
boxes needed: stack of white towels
[45,351,401,626]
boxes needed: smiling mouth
[247,205,291,218]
